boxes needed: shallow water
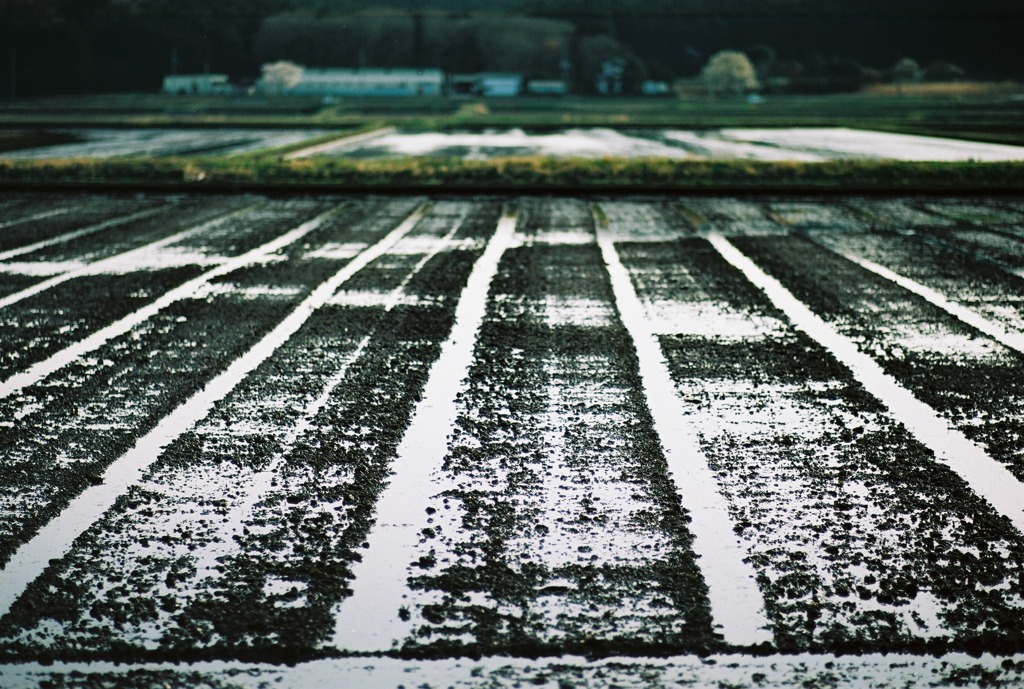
[0,128,332,159]
[325,126,1024,161]
[6,126,1024,161]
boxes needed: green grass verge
[3,156,1023,192]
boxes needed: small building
[641,80,671,96]
[450,73,523,97]
[269,68,444,97]
[525,79,567,96]
[162,74,232,95]
[596,59,626,95]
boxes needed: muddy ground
[0,192,1022,687]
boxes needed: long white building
[162,74,232,95]
[265,68,444,97]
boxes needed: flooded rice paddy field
[315,127,1024,161]
[0,192,1023,687]
[7,126,1024,162]
[0,129,333,159]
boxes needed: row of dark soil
[0,200,387,571]
[615,234,1024,654]
[402,200,718,659]
[732,235,1024,483]
[0,197,335,379]
[0,200,500,664]
[0,195,160,255]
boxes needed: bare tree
[701,50,759,96]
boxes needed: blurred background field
[4,0,1024,186]
[2,88,1024,146]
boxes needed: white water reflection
[2,653,1023,688]
[719,127,1024,161]
[331,127,1024,161]
[1,128,332,159]
[331,210,517,653]
[598,227,774,646]
[7,126,1023,161]
[659,130,826,161]
[334,127,691,159]
[709,233,1024,535]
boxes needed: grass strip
[3,157,1024,193]
[233,121,389,161]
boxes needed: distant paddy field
[306,127,1024,161]
[0,128,334,159]
[6,126,1024,162]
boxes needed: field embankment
[2,156,1024,194]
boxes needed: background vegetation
[2,0,1022,97]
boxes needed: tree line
[2,0,1022,97]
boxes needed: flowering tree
[260,60,304,93]
[701,50,759,96]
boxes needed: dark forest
[3,0,1022,96]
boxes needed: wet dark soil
[732,235,1024,481]
[0,193,1022,680]
[0,196,161,254]
[618,236,1024,654]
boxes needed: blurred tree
[745,43,777,79]
[924,59,966,81]
[701,49,759,96]
[260,59,303,92]
[462,16,572,79]
[1,0,99,96]
[892,57,920,94]
[797,53,869,93]
[892,57,921,83]
[576,34,644,94]
[255,12,574,79]
[435,21,484,74]
[255,14,415,67]
[6,0,1024,96]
